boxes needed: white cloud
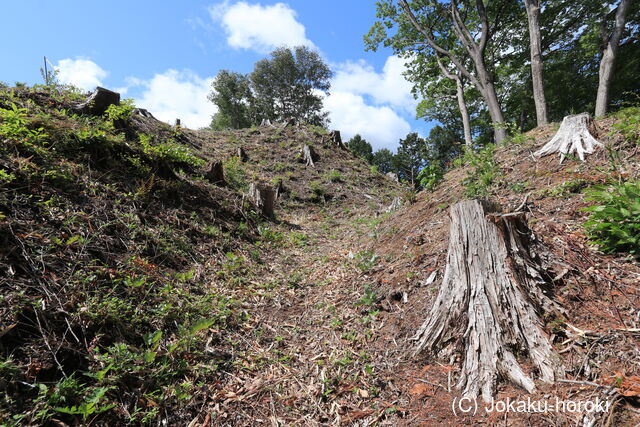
[321,55,417,150]
[133,69,217,129]
[323,91,411,151]
[209,1,314,52]
[331,56,417,113]
[55,58,108,91]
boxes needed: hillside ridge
[1,85,639,426]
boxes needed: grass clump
[583,181,640,256]
[611,106,640,145]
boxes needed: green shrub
[223,156,247,190]
[612,106,640,145]
[138,133,204,168]
[310,181,327,201]
[0,103,48,151]
[325,169,342,182]
[583,181,640,255]
[461,144,499,198]
[417,163,444,190]
[0,168,16,184]
[104,99,135,124]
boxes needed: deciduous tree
[250,46,333,126]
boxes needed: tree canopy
[208,46,333,129]
[366,0,640,146]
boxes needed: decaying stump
[249,183,276,217]
[302,144,317,167]
[74,87,120,115]
[205,160,225,186]
[133,108,155,118]
[274,180,285,199]
[237,147,248,162]
[260,119,272,127]
[385,172,399,182]
[534,113,602,163]
[385,197,402,213]
[327,130,346,149]
[414,200,563,402]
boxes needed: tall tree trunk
[595,0,631,117]
[524,0,549,126]
[399,0,508,144]
[480,76,507,143]
[455,75,473,147]
[435,55,473,147]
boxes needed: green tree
[371,148,395,174]
[347,134,373,163]
[208,70,253,130]
[250,46,333,126]
[394,132,427,186]
[424,125,464,167]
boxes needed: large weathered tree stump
[414,200,563,402]
[302,144,317,167]
[249,183,276,217]
[205,160,225,186]
[74,87,120,115]
[534,113,602,163]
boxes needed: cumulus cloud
[133,69,217,129]
[331,56,417,113]
[323,91,411,151]
[55,58,108,91]
[209,1,314,52]
[322,55,417,150]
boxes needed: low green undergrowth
[583,181,640,256]
[456,144,500,198]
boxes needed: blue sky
[2,1,433,150]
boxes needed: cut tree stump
[74,87,120,115]
[205,160,225,186]
[414,200,564,402]
[249,183,276,217]
[385,197,402,213]
[133,108,155,118]
[534,113,603,163]
[385,172,399,182]
[236,147,248,162]
[327,130,346,149]
[302,144,317,167]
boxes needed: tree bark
[435,56,473,147]
[302,144,317,167]
[236,147,248,162]
[478,75,507,143]
[414,200,563,402]
[595,0,631,117]
[534,113,603,162]
[249,183,276,218]
[327,130,346,149]
[524,0,549,126]
[455,77,473,147]
[205,160,225,186]
[74,87,120,116]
